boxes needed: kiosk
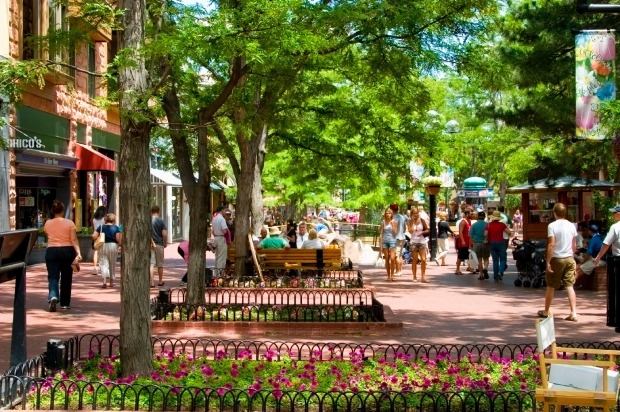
[506,176,620,240]
[457,177,493,212]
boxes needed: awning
[75,143,116,171]
[506,176,620,194]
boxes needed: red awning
[75,143,116,172]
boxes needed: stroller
[401,235,412,264]
[511,238,547,288]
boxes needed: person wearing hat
[469,211,490,279]
[594,205,620,266]
[484,210,511,281]
[212,205,230,273]
[258,226,290,249]
[538,202,578,321]
[576,224,605,278]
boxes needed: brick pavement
[1,242,618,372]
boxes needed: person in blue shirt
[577,224,605,278]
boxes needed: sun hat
[490,210,502,221]
[268,226,281,236]
[610,205,620,213]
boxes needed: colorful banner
[576,31,616,140]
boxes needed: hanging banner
[576,31,616,140]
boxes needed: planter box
[78,235,94,263]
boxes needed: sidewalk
[1,242,617,372]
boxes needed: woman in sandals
[91,206,106,275]
[408,208,430,283]
[92,213,122,288]
[379,208,398,281]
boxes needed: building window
[22,0,40,60]
[88,44,96,98]
[48,0,71,76]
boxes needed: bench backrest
[259,248,342,267]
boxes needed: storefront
[456,176,494,212]
[12,107,117,255]
[506,176,620,240]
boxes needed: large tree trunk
[117,0,154,376]
[250,125,267,235]
[161,86,209,305]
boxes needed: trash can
[606,256,620,331]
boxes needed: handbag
[468,248,479,268]
[94,228,105,250]
[375,252,385,268]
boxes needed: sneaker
[483,269,489,279]
[49,297,58,312]
[433,258,440,266]
[394,271,401,277]
[60,306,71,310]
[179,281,187,286]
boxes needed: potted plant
[422,176,443,195]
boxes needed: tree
[117,0,156,375]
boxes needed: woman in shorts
[379,208,398,281]
[408,208,430,283]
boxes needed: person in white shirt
[539,203,578,321]
[301,229,324,249]
[390,204,408,276]
[211,205,229,273]
[594,205,620,265]
[296,221,309,248]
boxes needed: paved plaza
[1,241,618,371]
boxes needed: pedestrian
[301,229,324,249]
[390,203,408,276]
[150,205,168,288]
[44,200,81,312]
[92,213,122,288]
[455,209,472,275]
[485,210,511,281]
[296,221,308,248]
[212,205,230,276]
[593,205,620,267]
[407,208,429,283]
[258,226,290,249]
[435,212,453,266]
[538,203,578,321]
[285,220,297,249]
[91,205,106,276]
[469,211,489,280]
[379,207,398,281]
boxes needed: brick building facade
[2,0,120,237]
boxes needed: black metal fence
[5,335,620,410]
[152,287,383,322]
[203,269,363,289]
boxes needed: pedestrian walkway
[1,242,617,372]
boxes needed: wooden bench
[258,248,342,272]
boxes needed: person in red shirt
[455,209,473,275]
[485,210,512,281]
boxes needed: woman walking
[408,208,430,283]
[92,213,122,288]
[91,206,106,275]
[44,200,81,311]
[436,212,454,266]
[379,208,398,281]
[485,210,511,281]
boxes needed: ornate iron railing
[3,335,620,410]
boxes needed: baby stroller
[512,238,547,288]
[401,236,412,264]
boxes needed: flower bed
[28,347,540,411]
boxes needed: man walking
[538,203,578,321]
[212,205,230,276]
[390,204,408,275]
[469,211,489,279]
[151,205,168,288]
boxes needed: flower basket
[425,185,441,196]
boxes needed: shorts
[472,242,490,260]
[150,244,165,268]
[395,239,406,256]
[457,246,470,261]
[579,259,606,275]
[409,242,427,253]
[382,239,396,249]
[546,257,576,289]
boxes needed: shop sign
[9,136,45,149]
[458,189,495,198]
